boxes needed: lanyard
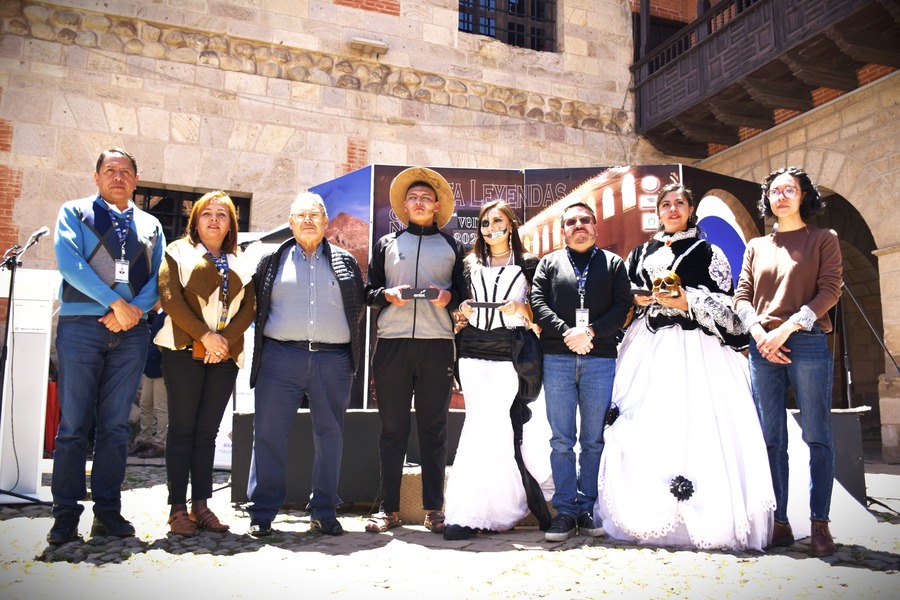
[566,247,597,309]
[204,245,230,331]
[106,205,134,260]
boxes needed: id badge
[575,308,589,328]
[115,260,130,283]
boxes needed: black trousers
[372,338,454,513]
[161,349,238,505]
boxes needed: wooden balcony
[632,0,900,158]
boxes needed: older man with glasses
[246,191,365,537]
[530,201,632,542]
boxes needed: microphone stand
[0,245,23,410]
[841,280,900,376]
[0,238,51,504]
[836,291,852,407]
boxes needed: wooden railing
[631,0,873,133]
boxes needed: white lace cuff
[788,305,817,331]
[737,305,759,333]
[688,287,746,343]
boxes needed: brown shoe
[168,510,197,536]
[424,510,446,534]
[190,507,230,532]
[809,520,835,557]
[769,520,794,548]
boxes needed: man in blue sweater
[48,148,165,545]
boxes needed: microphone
[29,226,50,241]
[25,226,50,247]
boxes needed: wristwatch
[585,327,594,340]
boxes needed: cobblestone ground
[0,465,897,599]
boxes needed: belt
[276,339,350,352]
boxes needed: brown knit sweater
[155,238,256,367]
[734,225,842,333]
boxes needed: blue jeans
[749,329,835,522]
[247,339,353,522]
[542,353,616,518]
[51,316,149,517]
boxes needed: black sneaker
[443,524,474,540]
[91,512,135,537]
[249,520,273,537]
[544,513,577,542]
[576,513,604,537]
[309,516,344,536]
[47,512,81,545]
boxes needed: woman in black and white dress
[596,183,774,551]
[443,200,548,540]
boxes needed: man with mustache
[530,201,632,541]
[48,148,165,544]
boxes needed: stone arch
[747,149,894,249]
[701,188,759,242]
[808,193,883,440]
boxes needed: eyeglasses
[652,272,682,297]
[292,212,324,222]
[563,216,594,227]
[767,186,799,200]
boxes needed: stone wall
[700,72,900,460]
[0,0,665,272]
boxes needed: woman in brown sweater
[155,191,256,535]
[734,167,843,557]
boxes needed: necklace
[489,248,511,256]
[489,252,512,267]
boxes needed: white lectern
[0,267,59,503]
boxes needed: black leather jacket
[250,238,364,388]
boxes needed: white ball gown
[595,229,775,551]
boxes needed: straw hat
[389,166,454,228]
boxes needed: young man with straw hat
[364,166,466,534]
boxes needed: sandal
[190,508,230,532]
[365,511,402,533]
[424,510,446,534]
[168,510,197,536]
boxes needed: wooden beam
[707,98,775,130]
[672,117,740,146]
[781,50,859,91]
[740,77,815,112]
[647,134,709,159]
[826,28,900,69]
[640,0,650,60]
[877,0,900,24]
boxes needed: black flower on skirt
[670,475,694,501]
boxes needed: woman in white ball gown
[596,183,775,551]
